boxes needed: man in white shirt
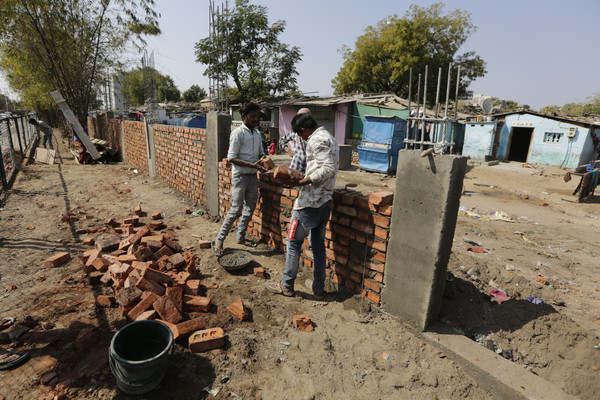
[266,114,339,299]
[213,102,267,255]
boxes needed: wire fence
[0,116,36,191]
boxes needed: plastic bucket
[109,320,173,395]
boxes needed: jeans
[42,134,53,150]
[282,201,331,293]
[216,173,258,243]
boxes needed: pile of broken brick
[45,204,251,353]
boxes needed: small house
[463,111,600,169]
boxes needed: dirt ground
[0,136,599,399]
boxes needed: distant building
[463,111,600,169]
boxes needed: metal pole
[420,65,428,149]
[444,63,452,119]
[407,68,412,116]
[0,125,7,188]
[454,65,461,120]
[414,73,421,148]
[433,67,442,144]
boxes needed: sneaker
[305,279,326,300]
[265,281,295,297]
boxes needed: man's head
[297,108,311,116]
[240,102,261,130]
[28,118,38,126]
[292,114,318,140]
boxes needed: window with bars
[544,132,563,143]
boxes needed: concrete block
[382,151,467,330]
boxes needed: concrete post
[206,111,231,216]
[382,150,467,330]
[144,119,156,177]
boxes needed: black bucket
[109,320,173,395]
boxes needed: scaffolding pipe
[420,65,428,149]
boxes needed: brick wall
[88,117,392,304]
[154,125,208,206]
[122,121,148,173]
[218,158,392,304]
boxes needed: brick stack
[77,209,219,347]
[122,121,148,173]
[154,125,208,207]
[218,158,393,304]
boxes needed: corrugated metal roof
[492,110,600,128]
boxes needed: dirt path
[0,138,598,399]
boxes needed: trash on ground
[381,352,390,360]
[466,246,486,253]
[525,297,545,305]
[489,290,511,304]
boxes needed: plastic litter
[466,246,486,253]
[489,290,511,304]
[463,237,482,246]
[381,352,390,360]
[525,297,545,305]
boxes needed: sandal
[265,282,295,297]
[211,241,223,256]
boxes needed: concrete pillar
[144,119,156,177]
[382,150,467,330]
[206,111,231,216]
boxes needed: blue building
[463,111,600,169]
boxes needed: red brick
[183,295,212,313]
[157,319,180,340]
[107,218,119,227]
[368,191,393,206]
[198,240,211,249]
[135,310,157,321]
[184,279,202,295]
[357,210,370,221]
[83,237,95,245]
[109,262,133,281]
[341,191,359,205]
[379,204,393,216]
[253,267,267,279]
[292,315,314,332]
[336,204,357,217]
[134,204,143,217]
[372,215,390,228]
[367,291,380,304]
[136,276,165,296]
[149,221,165,230]
[141,235,165,244]
[363,278,381,293]
[227,299,249,321]
[175,318,207,338]
[145,240,163,252]
[373,252,386,263]
[132,247,152,262]
[142,267,172,285]
[353,195,370,210]
[351,219,374,235]
[152,245,173,261]
[374,272,383,283]
[127,292,159,321]
[166,286,184,312]
[189,328,225,353]
[374,227,389,240]
[333,224,355,240]
[95,295,115,308]
[90,256,111,272]
[151,212,163,220]
[168,253,185,269]
[97,236,120,252]
[115,286,142,307]
[371,240,387,252]
[117,254,138,263]
[123,216,139,225]
[153,297,183,324]
[44,252,70,268]
[164,238,182,252]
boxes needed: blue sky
[143,0,598,110]
[2,0,598,109]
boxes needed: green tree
[540,94,600,116]
[332,3,486,104]
[194,0,302,102]
[183,84,207,102]
[120,68,180,106]
[0,0,160,121]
